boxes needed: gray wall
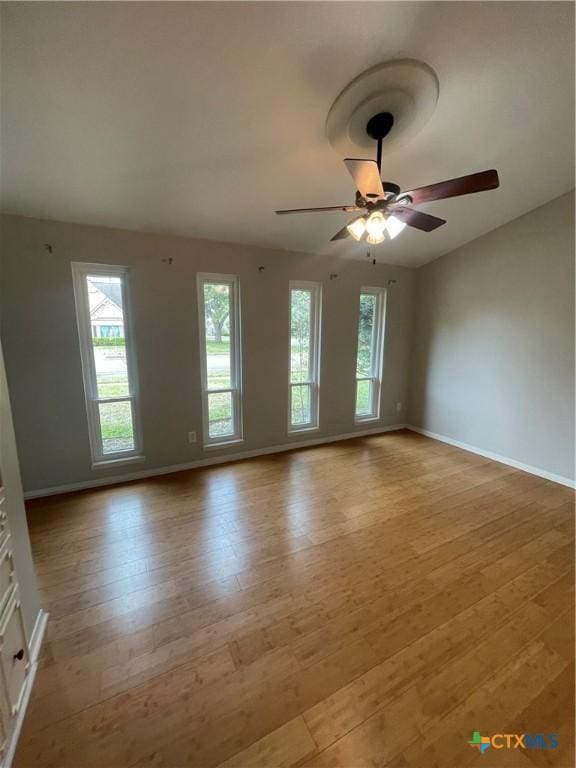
[0,214,414,493]
[3,191,574,495]
[409,191,575,482]
[0,338,40,636]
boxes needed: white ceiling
[1,2,574,267]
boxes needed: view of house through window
[198,274,242,444]
[289,282,321,430]
[355,287,386,420]
[87,276,134,452]
[72,264,142,462]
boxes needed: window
[197,274,243,446]
[72,263,143,465]
[289,281,321,431]
[355,287,386,421]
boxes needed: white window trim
[197,273,243,449]
[288,280,322,433]
[355,286,387,423]
[71,262,144,468]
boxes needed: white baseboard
[28,609,49,663]
[24,424,408,500]
[407,425,575,489]
[3,609,49,768]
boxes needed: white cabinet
[0,595,29,718]
[0,542,16,620]
[0,490,30,764]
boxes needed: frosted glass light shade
[386,215,407,239]
[365,211,386,238]
[347,217,366,241]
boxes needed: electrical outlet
[396,402,403,413]
[188,431,197,444]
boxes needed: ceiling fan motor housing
[382,181,401,197]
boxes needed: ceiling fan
[276,112,499,244]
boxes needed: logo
[469,732,491,754]
[468,732,559,754]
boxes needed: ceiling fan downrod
[366,112,394,173]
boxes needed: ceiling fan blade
[392,206,446,232]
[330,225,351,242]
[330,214,365,242]
[399,169,499,206]
[344,159,384,200]
[276,205,360,215]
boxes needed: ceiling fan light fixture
[347,217,367,241]
[366,231,385,245]
[385,215,407,239]
[365,210,386,239]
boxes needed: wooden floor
[15,431,575,768]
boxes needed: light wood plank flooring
[15,431,575,768]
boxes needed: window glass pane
[356,379,373,416]
[208,391,234,438]
[357,293,376,377]
[204,283,232,390]
[291,384,311,426]
[290,289,312,383]
[87,275,129,398]
[98,400,135,454]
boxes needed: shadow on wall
[410,261,527,438]
[408,275,433,429]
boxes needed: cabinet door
[0,698,6,764]
[0,541,16,618]
[0,489,8,550]
[0,594,29,716]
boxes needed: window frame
[197,272,243,448]
[71,262,144,467]
[355,286,387,423]
[288,280,322,433]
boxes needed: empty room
[0,1,574,767]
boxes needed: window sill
[92,455,146,470]
[287,425,320,435]
[203,438,244,451]
[354,416,381,425]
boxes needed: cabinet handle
[13,649,24,661]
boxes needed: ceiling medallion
[325,59,440,158]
